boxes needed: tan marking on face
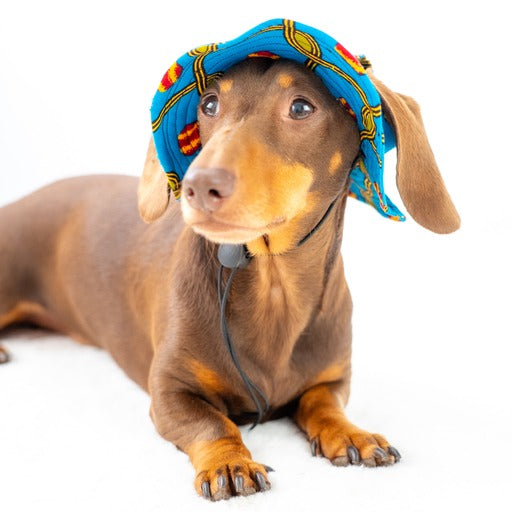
[187,359,229,395]
[240,148,315,255]
[187,136,315,253]
[277,73,294,88]
[219,79,233,93]
[329,151,343,175]
[247,191,318,255]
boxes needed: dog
[0,29,460,501]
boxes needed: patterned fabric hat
[150,19,405,222]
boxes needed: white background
[1,1,510,511]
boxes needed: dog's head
[139,58,459,254]
[183,58,360,254]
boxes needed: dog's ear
[137,137,170,222]
[369,74,460,234]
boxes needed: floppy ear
[137,137,170,222]
[369,73,460,234]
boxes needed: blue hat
[150,19,405,222]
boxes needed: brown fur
[0,59,459,500]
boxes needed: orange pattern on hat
[158,62,183,92]
[334,43,365,75]
[178,121,201,156]
[247,51,280,59]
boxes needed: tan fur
[138,138,170,222]
[329,151,343,175]
[0,301,60,332]
[277,73,294,88]
[182,138,315,253]
[307,362,345,388]
[188,435,270,499]
[219,79,233,93]
[188,358,230,396]
[369,73,461,233]
[296,384,396,465]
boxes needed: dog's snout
[183,167,236,213]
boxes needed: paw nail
[374,447,388,460]
[201,481,211,499]
[234,475,244,493]
[311,439,318,456]
[255,472,268,491]
[217,474,227,488]
[347,446,360,464]
[388,446,401,462]
[264,465,275,473]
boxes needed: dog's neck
[214,194,347,384]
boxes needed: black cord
[217,265,270,429]
[297,195,338,247]
[216,194,340,428]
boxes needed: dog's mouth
[190,217,286,244]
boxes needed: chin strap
[217,195,340,428]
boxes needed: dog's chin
[182,203,287,245]
[190,222,265,245]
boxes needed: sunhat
[150,18,405,222]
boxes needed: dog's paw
[192,440,272,501]
[309,423,401,467]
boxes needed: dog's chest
[225,280,324,408]
[219,257,349,412]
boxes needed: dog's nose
[183,167,235,213]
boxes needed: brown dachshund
[0,58,459,501]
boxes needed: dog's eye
[201,94,220,117]
[289,98,315,120]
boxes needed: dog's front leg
[149,365,271,501]
[295,383,401,467]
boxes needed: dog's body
[0,171,348,401]
[0,59,459,500]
